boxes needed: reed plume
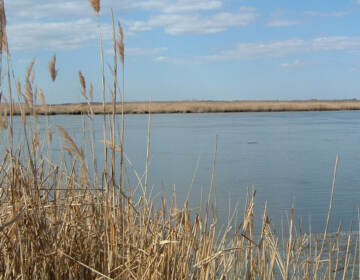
[24,60,35,107]
[57,125,84,160]
[117,22,124,64]
[78,71,86,97]
[0,0,8,55]
[49,54,57,82]
[89,0,100,14]
[39,88,46,107]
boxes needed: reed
[0,1,358,279]
[49,54,57,82]
[2,100,360,116]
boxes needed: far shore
[1,100,360,115]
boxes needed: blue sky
[5,0,360,103]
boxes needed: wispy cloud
[127,47,168,56]
[349,66,360,72]
[133,0,223,13]
[5,0,92,19]
[281,59,304,68]
[127,7,257,35]
[266,9,304,27]
[5,1,255,52]
[6,0,223,20]
[155,36,360,64]
[7,19,112,51]
[305,10,349,17]
[266,19,303,27]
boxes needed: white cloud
[163,1,222,13]
[349,67,360,72]
[155,36,360,64]
[5,0,223,20]
[266,19,302,27]
[154,56,189,64]
[127,7,257,35]
[127,47,168,56]
[305,10,349,17]
[5,0,92,19]
[133,0,222,13]
[266,9,304,27]
[127,21,152,32]
[204,39,305,61]
[281,59,304,68]
[4,1,255,52]
[106,47,168,57]
[7,19,113,51]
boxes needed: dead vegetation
[2,100,360,115]
[0,1,358,279]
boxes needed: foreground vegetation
[2,100,360,115]
[0,1,358,279]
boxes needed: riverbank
[1,100,360,115]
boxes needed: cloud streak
[266,19,303,27]
[281,59,304,68]
[7,19,113,51]
[156,36,360,64]
[127,7,257,35]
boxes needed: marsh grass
[0,1,359,279]
[2,100,360,116]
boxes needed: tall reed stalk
[0,1,358,279]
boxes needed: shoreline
[1,100,360,115]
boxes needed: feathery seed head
[39,88,46,107]
[117,22,124,64]
[25,60,35,106]
[49,54,57,82]
[0,0,8,55]
[78,71,86,98]
[89,0,100,14]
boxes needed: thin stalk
[144,100,151,200]
[314,154,338,279]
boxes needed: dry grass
[49,54,57,82]
[2,100,360,115]
[0,1,359,279]
[89,0,100,14]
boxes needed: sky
[4,0,360,103]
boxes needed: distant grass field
[1,99,360,115]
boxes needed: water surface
[3,111,360,233]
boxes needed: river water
[3,111,360,233]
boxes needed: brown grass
[0,1,358,279]
[49,54,57,82]
[89,0,100,14]
[1,100,360,115]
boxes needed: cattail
[117,22,124,64]
[49,54,57,82]
[78,71,86,98]
[89,0,100,14]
